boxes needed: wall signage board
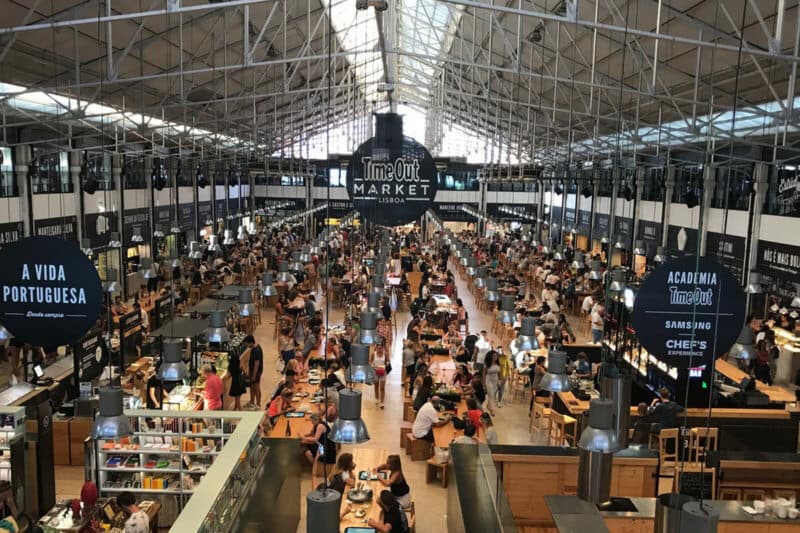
[564,208,576,227]
[486,203,535,222]
[776,174,800,216]
[667,225,699,254]
[154,205,174,233]
[0,236,102,346]
[198,202,213,225]
[705,232,746,284]
[637,221,663,257]
[346,113,437,226]
[214,199,227,221]
[433,203,478,222]
[178,204,195,231]
[34,216,78,242]
[312,199,353,219]
[72,327,106,384]
[615,217,633,243]
[84,212,119,248]
[0,222,24,248]
[592,213,610,239]
[550,206,563,224]
[122,209,149,245]
[756,239,800,281]
[631,256,745,368]
[576,211,592,233]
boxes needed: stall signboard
[154,205,174,233]
[198,202,213,225]
[637,221,663,257]
[34,216,78,242]
[615,217,633,243]
[705,232,746,284]
[667,225,699,253]
[0,222,23,248]
[178,204,195,231]
[346,113,437,226]
[592,213,610,239]
[214,199,227,221]
[631,256,745,368]
[775,173,800,216]
[576,210,592,234]
[312,199,353,219]
[433,203,479,222]
[72,327,106,385]
[84,212,119,248]
[486,203,535,222]
[550,206,563,225]
[122,209,149,245]
[0,236,103,346]
[756,239,800,281]
[564,208,576,228]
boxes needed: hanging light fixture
[261,272,277,297]
[170,220,181,235]
[158,339,188,382]
[623,287,637,311]
[745,272,763,294]
[632,240,646,255]
[578,398,620,453]
[299,245,312,263]
[222,229,235,246]
[359,312,378,345]
[236,225,247,242]
[207,234,222,253]
[102,268,120,293]
[347,344,377,384]
[131,229,144,243]
[91,388,133,440]
[613,237,625,250]
[167,248,181,269]
[459,249,470,266]
[653,246,667,264]
[276,261,294,283]
[153,229,165,238]
[539,350,571,392]
[600,235,610,244]
[540,243,550,255]
[81,239,94,258]
[309,241,322,255]
[238,289,257,317]
[138,258,158,279]
[770,303,780,313]
[780,306,789,315]
[466,257,478,276]
[587,260,602,281]
[553,245,565,261]
[496,295,517,324]
[289,251,304,272]
[791,295,800,308]
[366,292,382,319]
[609,269,627,292]
[370,274,385,298]
[329,389,370,444]
[188,241,203,260]
[484,277,500,302]
[108,232,122,248]
[0,324,13,341]
[513,317,539,351]
[473,266,487,289]
[207,310,230,343]
[571,251,585,270]
[728,326,755,359]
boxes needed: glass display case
[162,386,199,411]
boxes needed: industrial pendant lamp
[188,241,203,260]
[473,266,488,289]
[496,295,517,324]
[92,388,133,440]
[370,275,385,298]
[466,257,478,276]
[289,251,304,272]
[236,225,247,242]
[632,240,646,255]
[207,310,230,343]
[571,251,585,271]
[139,258,158,279]
[540,242,550,255]
[261,272,277,297]
[745,272,763,294]
[613,237,625,250]
[167,248,181,269]
[459,249,470,266]
[728,326,755,359]
[600,235,610,244]
[366,292,382,319]
[222,229,235,246]
[81,239,94,258]
[540,350,571,392]
[158,339,188,382]
[653,246,667,264]
[347,344,377,384]
[170,221,181,235]
[578,398,620,453]
[513,317,539,351]
[484,277,500,302]
[299,245,312,263]
[329,389,370,444]
[553,245,565,261]
[153,229,165,238]
[609,270,627,292]
[108,232,122,248]
[276,261,294,283]
[587,260,602,281]
[791,296,800,308]
[102,268,120,293]
[0,324,12,341]
[238,289,257,317]
[131,230,144,244]
[309,240,322,255]
[576,398,620,505]
[207,234,221,253]
[359,313,378,345]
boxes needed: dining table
[339,447,390,532]
[267,378,323,438]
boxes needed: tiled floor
[56,262,568,530]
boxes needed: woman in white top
[371,344,388,409]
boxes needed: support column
[305,170,312,239]
[112,153,124,294]
[745,162,769,311]
[661,166,676,248]
[588,173,599,251]
[631,166,646,263]
[536,179,545,243]
[69,150,83,241]
[14,145,31,236]
[559,177,567,245]
[478,177,488,237]
[698,164,717,256]
[608,167,620,259]
[144,157,154,260]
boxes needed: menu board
[564,208,576,228]
[214,199,227,221]
[705,232,746,283]
[486,203,535,222]
[71,327,107,387]
[433,202,479,222]
[0,221,24,248]
[637,220,663,257]
[576,210,592,234]
[592,213,610,239]
[756,239,800,281]
[154,205,174,233]
[84,212,119,248]
[178,203,195,231]
[34,216,77,242]
[615,217,633,243]
[198,202,213,225]
[122,208,149,244]
[666,225,699,254]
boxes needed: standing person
[115,492,150,533]
[529,356,548,412]
[480,412,498,445]
[244,335,263,407]
[227,348,246,411]
[590,303,605,344]
[371,344,388,409]
[496,349,513,407]
[483,351,500,416]
[402,340,417,389]
[202,365,223,411]
[278,327,296,368]
[474,331,491,375]
[456,298,468,333]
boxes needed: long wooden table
[429,355,457,385]
[432,398,470,448]
[267,380,321,439]
[339,447,388,532]
[715,358,797,403]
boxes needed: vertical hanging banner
[347,113,438,226]
[0,237,102,346]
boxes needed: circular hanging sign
[346,135,437,227]
[631,255,745,368]
[0,236,103,347]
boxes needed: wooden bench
[406,435,433,461]
[403,400,416,423]
[425,457,449,488]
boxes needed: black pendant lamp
[92,387,133,440]
[329,389,370,444]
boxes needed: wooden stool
[742,488,768,501]
[400,422,413,449]
[718,487,741,500]
[406,435,433,461]
[548,412,577,446]
[189,287,201,305]
[657,428,680,477]
[403,401,415,423]
[425,458,449,488]
[688,427,718,464]
[530,396,552,433]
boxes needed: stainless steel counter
[602,497,800,524]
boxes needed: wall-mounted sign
[0,236,103,346]
[576,211,592,233]
[776,174,800,216]
[705,232,746,283]
[34,216,78,242]
[84,212,119,248]
[154,205,174,233]
[486,203,535,222]
[312,199,353,219]
[615,217,633,243]
[550,206,563,224]
[214,199,227,220]
[122,208,149,245]
[198,202,213,226]
[564,208,576,227]
[667,225,699,253]
[637,221,663,257]
[592,213,610,239]
[178,204,195,231]
[631,256,745,368]
[346,113,437,226]
[757,239,800,281]
[434,203,479,222]
[0,222,23,248]
[72,327,106,384]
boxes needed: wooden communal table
[715,358,797,403]
[429,356,457,385]
[267,380,321,439]
[339,447,389,532]
[433,398,470,449]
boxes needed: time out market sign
[631,256,745,368]
[0,237,102,346]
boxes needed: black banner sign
[576,210,591,233]
[0,236,103,346]
[592,213,610,239]
[706,232,746,283]
[631,256,745,368]
[84,212,118,248]
[198,202,213,226]
[178,204,195,231]
[72,327,107,383]
[666,225,699,254]
[122,208,149,245]
[756,239,800,281]
[486,204,536,222]
[565,208,576,227]
[311,199,352,219]
[550,206,562,224]
[775,174,800,216]
[637,221,663,258]
[34,216,78,242]
[214,199,227,221]
[154,205,174,232]
[615,217,633,243]
[0,222,24,248]
[434,203,479,222]
[346,113,437,226]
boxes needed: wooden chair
[548,411,577,446]
[405,501,416,533]
[673,463,716,498]
[688,427,718,464]
[530,396,552,434]
[658,428,680,477]
[718,487,741,500]
[511,370,531,403]
[742,488,767,501]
